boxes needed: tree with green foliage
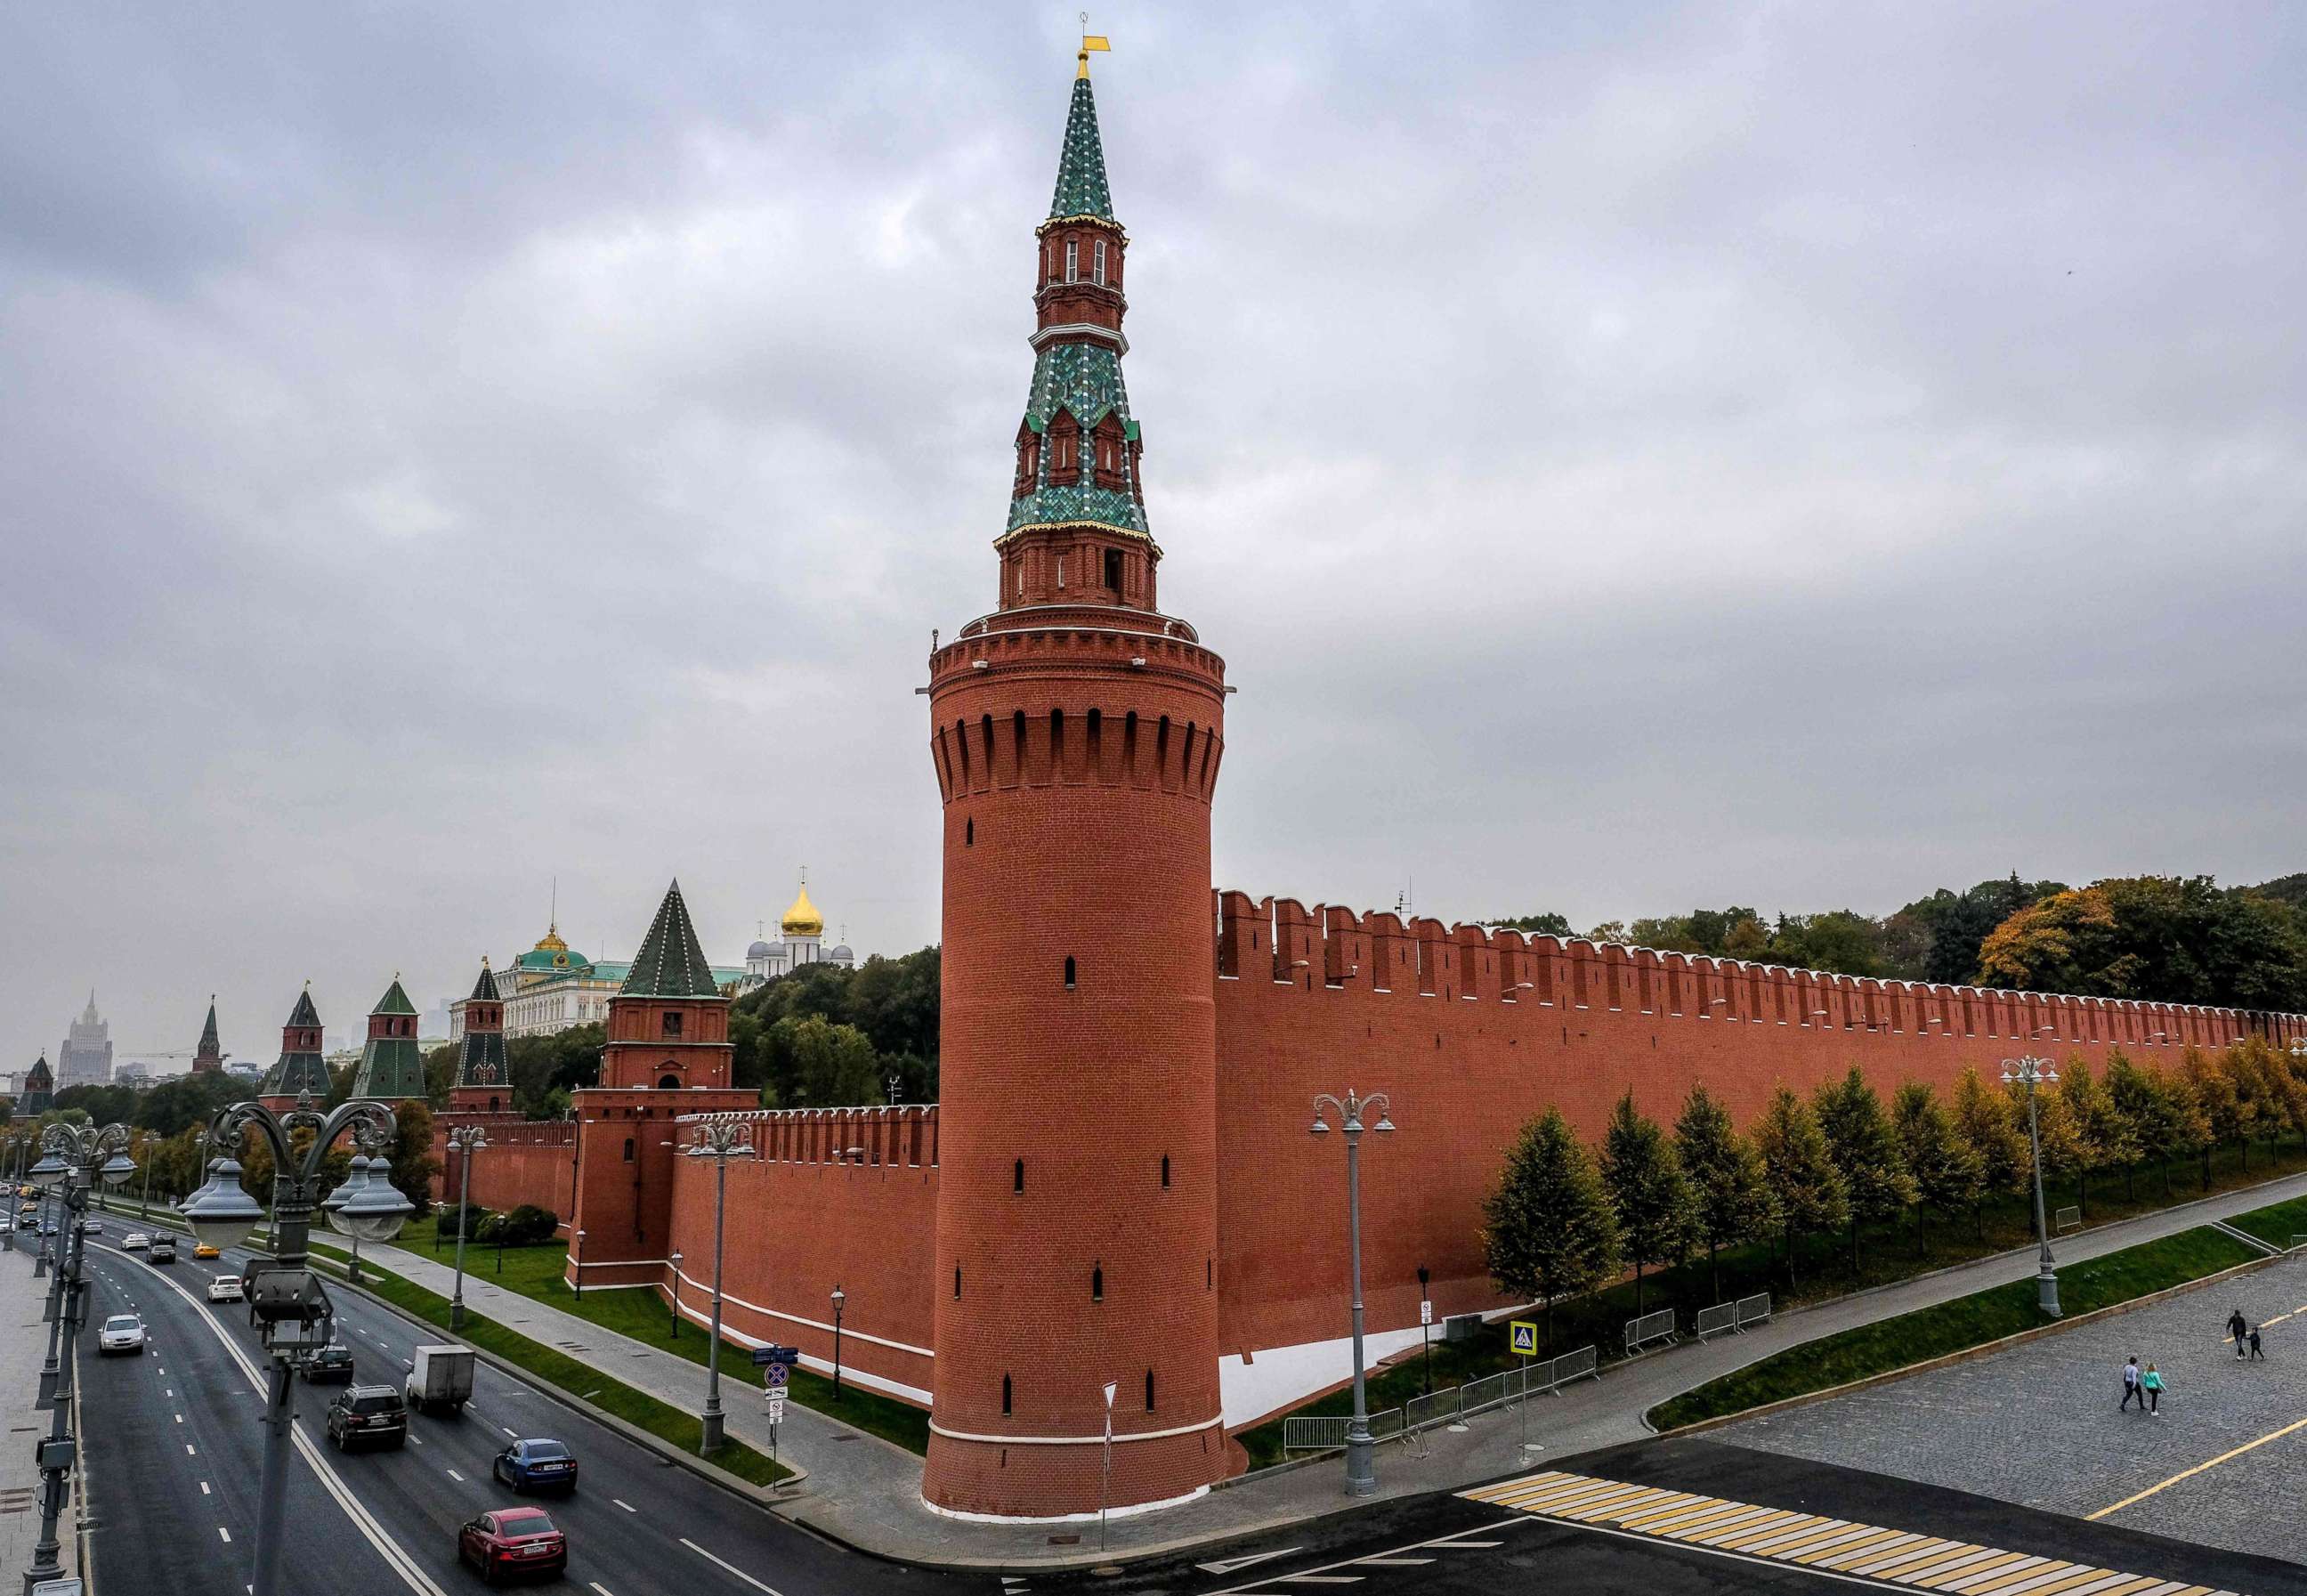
[1752,1087,1849,1290]
[1978,875,2307,1012]
[2059,1059,2134,1217]
[1892,1082,1981,1254]
[1482,1108,1621,1356]
[1484,912,1574,937]
[387,1099,438,1217]
[2182,1046,2240,1186]
[2103,1053,2161,1201]
[1600,1092,1693,1315]
[1950,1065,2028,1238]
[1672,1083,1777,1301]
[1812,1069,1917,1276]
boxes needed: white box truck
[405,1344,476,1416]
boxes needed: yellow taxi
[193,1243,221,1260]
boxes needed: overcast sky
[4,3,2302,1069]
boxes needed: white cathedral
[742,878,855,991]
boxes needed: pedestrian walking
[2141,1364,2164,1414]
[2248,1326,2264,1360]
[2120,1355,2142,1412]
[2228,1307,2248,1355]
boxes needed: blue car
[492,1438,579,1494]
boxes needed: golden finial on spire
[1078,13,1109,78]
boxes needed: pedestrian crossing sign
[1510,1320,1538,1357]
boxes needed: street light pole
[830,1286,846,1401]
[23,1122,134,1596]
[1311,1087,1396,1497]
[668,1251,684,1341]
[2002,1054,2062,1317]
[445,1125,487,1331]
[670,1117,756,1454]
[1416,1265,1433,1397]
[180,1094,411,1596]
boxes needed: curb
[1652,1247,2289,1438]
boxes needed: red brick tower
[564,880,752,1291]
[449,959,514,1117]
[923,53,1229,1519]
[191,998,223,1073]
[257,985,328,1114]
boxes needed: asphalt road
[73,1234,966,1596]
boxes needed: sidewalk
[0,1237,80,1588]
[350,1169,2307,1570]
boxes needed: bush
[481,1204,559,1246]
[439,1202,494,1241]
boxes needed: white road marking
[502,1425,519,1438]
[680,1537,785,1595]
[410,1435,424,1446]
[1209,1519,1534,1594]
[218,1527,231,1543]
[589,1585,617,1596]
[612,1498,635,1513]
[185,1445,196,1455]
[174,1414,183,1423]
[446,1469,465,1483]
[1197,1549,1306,1576]
[200,1482,211,1495]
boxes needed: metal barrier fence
[2293,1234,2307,1252]
[1694,1301,1737,1340]
[2054,1205,2083,1235]
[1735,1292,1773,1331]
[1280,1343,1600,1451]
[1623,1308,1677,1355]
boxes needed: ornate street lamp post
[830,1286,846,1400]
[668,1251,684,1341]
[444,1124,488,1330]
[1312,1087,1395,1496]
[180,1095,411,1596]
[2002,1055,2062,1317]
[668,1116,756,1453]
[23,1120,134,1596]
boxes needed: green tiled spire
[469,962,501,1002]
[197,1002,220,1056]
[261,987,330,1101]
[1049,76,1114,221]
[373,978,417,1017]
[621,879,723,999]
[458,959,506,1090]
[1007,342,1148,538]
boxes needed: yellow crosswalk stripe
[1456,1471,2222,1596]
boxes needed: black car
[298,1344,355,1383]
[324,1385,407,1451]
[148,1238,176,1264]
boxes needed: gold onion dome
[781,884,824,937]
[534,922,568,954]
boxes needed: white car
[122,1232,150,1252]
[207,1274,245,1304]
[97,1314,146,1356]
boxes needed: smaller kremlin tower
[349,977,427,1100]
[563,880,752,1291]
[20,1055,53,1116]
[449,959,514,1116]
[191,999,224,1073]
[257,985,329,1111]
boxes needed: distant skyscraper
[57,992,113,1090]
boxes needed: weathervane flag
[1078,17,1110,78]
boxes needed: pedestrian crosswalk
[1461,1470,2242,1596]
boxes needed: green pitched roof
[287,988,320,1029]
[371,978,417,1017]
[1007,340,1150,538]
[621,879,723,999]
[197,1002,220,1055]
[469,962,501,1002]
[458,1027,507,1089]
[1049,75,1115,221]
[351,1036,426,1100]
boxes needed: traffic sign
[765,1393,786,1425]
[1420,1300,1432,1326]
[765,1361,789,1389]
[1510,1319,1538,1357]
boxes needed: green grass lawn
[2226,1193,2307,1251]
[1647,1224,2260,1431]
[388,1219,933,1455]
[309,1254,792,1487]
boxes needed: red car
[457,1507,566,1584]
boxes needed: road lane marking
[589,1586,616,1596]
[612,1498,635,1512]
[1463,1471,2227,1596]
[503,1425,519,1437]
[200,1482,210,1495]
[174,1414,183,1423]
[680,1537,786,1595]
[185,1445,196,1455]
[447,1469,465,1482]
[2087,1414,2307,1519]
[219,1527,231,1543]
